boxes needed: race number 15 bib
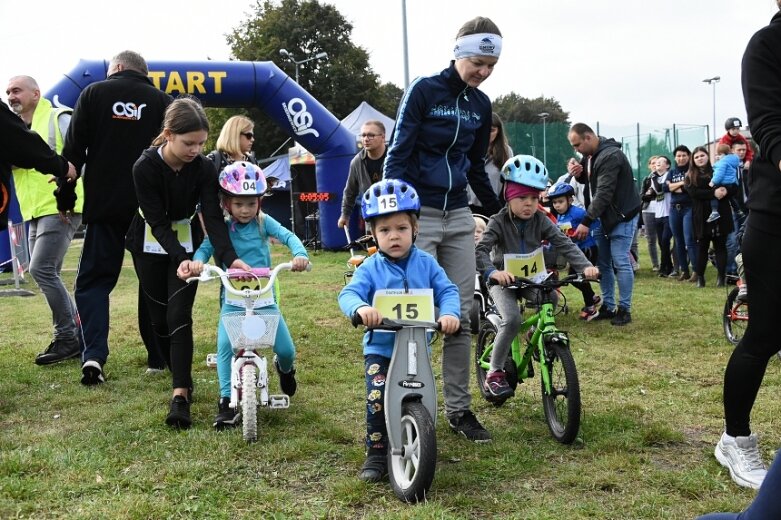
[372,288,435,323]
[504,247,548,283]
[143,219,193,255]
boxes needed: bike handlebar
[486,273,596,291]
[186,262,312,297]
[351,314,442,332]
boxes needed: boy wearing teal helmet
[476,156,599,401]
[338,179,460,483]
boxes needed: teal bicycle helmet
[361,179,420,221]
[501,155,549,190]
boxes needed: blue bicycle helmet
[548,182,574,199]
[501,155,549,190]
[361,179,421,221]
[218,161,267,197]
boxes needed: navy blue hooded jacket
[384,62,501,215]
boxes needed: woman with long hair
[468,112,512,213]
[684,146,734,287]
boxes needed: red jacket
[718,132,755,163]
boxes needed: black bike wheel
[470,296,481,335]
[388,401,437,503]
[540,340,581,444]
[723,287,748,347]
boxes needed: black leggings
[131,252,198,390]
[695,235,727,279]
[723,217,781,436]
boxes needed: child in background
[178,162,309,430]
[548,182,602,320]
[338,179,460,483]
[708,144,740,223]
[719,117,753,169]
[474,216,487,245]
[476,155,599,402]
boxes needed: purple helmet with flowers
[218,161,267,197]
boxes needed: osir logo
[112,101,147,120]
[282,97,319,138]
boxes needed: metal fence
[503,122,709,186]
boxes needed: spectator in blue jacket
[383,16,502,442]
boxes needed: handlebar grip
[351,312,364,328]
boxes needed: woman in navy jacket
[383,16,502,442]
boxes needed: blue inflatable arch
[46,60,355,250]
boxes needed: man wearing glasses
[337,120,387,229]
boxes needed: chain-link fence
[503,122,710,187]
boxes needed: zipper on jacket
[443,87,469,211]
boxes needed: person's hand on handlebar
[438,315,460,335]
[291,256,309,272]
[583,266,599,280]
[230,258,252,271]
[356,306,382,327]
[489,270,515,287]
[177,260,204,279]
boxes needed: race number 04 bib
[224,277,275,309]
[372,288,435,323]
[143,219,193,255]
[504,247,548,283]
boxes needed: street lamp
[279,48,329,86]
[537,112,550,168]
[702,76,720,146]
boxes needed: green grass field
[0,239,776,519]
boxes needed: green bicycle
[475,273,584,444]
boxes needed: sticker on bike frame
[373,288,434,323]
[504,247,548,283]
[143,219,193,254]
[225,277,275,309]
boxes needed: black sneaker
[610,307,632,326]
[592,307,616,321]
[359,451,388,482]
[448,410,492,443]
[213,397,239,430]
[35,337,80,366]
[165,395,192,429]
[274,356,297,397]
[80,359,105,385]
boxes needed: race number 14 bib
[372,288,435,323]
[143,219,193,255]
[504,246,548,283]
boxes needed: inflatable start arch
[46,60,356,250]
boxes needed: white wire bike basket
[222,309,280,353]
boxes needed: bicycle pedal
[205,353,217,368]
[268,395,290,409]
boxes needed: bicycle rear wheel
[723,287,748,346]
[242,365,258,443]
[540,338,581,444]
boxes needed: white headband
[453,33,502,59]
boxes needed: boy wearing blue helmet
[476,156,599,401]
[548,182,602,321]
[338,179,461,483]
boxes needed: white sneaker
[714,432,767,489]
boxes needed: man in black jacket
[567,123,642,326]
[0,100,76,229]
[62,50,172,385]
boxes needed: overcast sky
[1,0,777,139]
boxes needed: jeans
[641,211,659,268]
[669,204,697,274]
[594,215,638,312]
[726,209,746,275]
[654,216,673,274]
[416,206,474,416]
[28,214,82,341]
